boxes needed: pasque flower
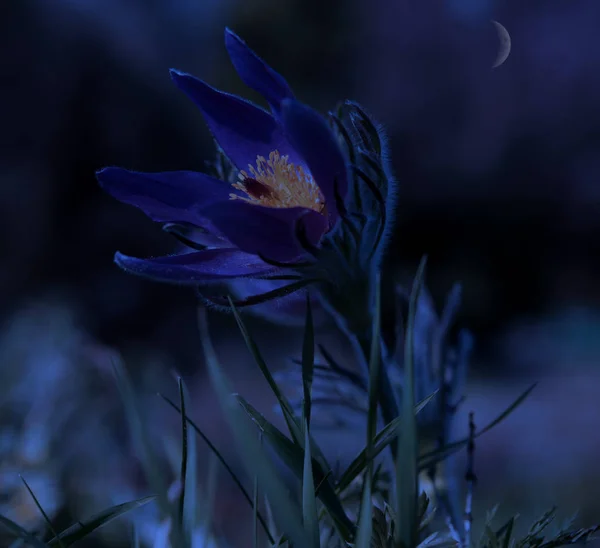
[97,28,395,317]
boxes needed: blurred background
[2,0,600,545]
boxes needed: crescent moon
[492,20,511,68]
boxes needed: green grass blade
[177,377,188,543]
[502,517,516,548]
[366,272,382,477]
[302,422,320,547]
[112,361,172,522]
[179,378,198,542]
[227,297,304,446]
[131,523,140,548]
[19,475,64,548]
[355,472,373,548]
[236,395,355,541]
[201,453,218,547]
[253,433,261,548]
[228,298,334,480]
[47,496,156,546]
[159,393,275,545]
[336,391,438,494]
[0,514,49,548]
[301,296,315,430]
[199,307,309,547]
[355,272,384,548]
[396,255,427,548]
[418,383,537,470]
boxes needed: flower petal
[198,200,328,263]
[170,70,300,170]
[280,99,349,226]
[96,167,239,226]
[114,248,276,283]
[224,28,295,116]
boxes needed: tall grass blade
[159,394,274,545]
[396,256,427,548]
[47,496,156,546]
[0,514,48,548]
[302,422,320,547]
[19,475,64,548]
[301,296,315,430]
[199,307,308,547]
[112,361,172,523]
[177,377,189,543]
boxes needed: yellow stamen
[230,150,325,214]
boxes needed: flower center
[230,150,325,214]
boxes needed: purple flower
[97,29,351,312]
[98,29,398,327]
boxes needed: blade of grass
[177,378,188,543]
[418,383,537,470]
[201,453,218,548]
[253,433,261,548]
[132,523,140,548]
[228,298,334,479]
[355,272,384,548]
[19,475,64,548]
[47,496,156,546]
[301,296,315,431]
[112,361,172,523]
[159,394,275,545]
[0,514,49,548]
[396,256,427,548]
[227,297,304,446]
[236,395,355,541]
[336,391,438,494]
[502,517,516,548]
[366,271,382,478]
[338,382,535,494]
[199,307,309,547]
[302,421,320,547]
[355,471,373,548]
[179,378,197,542]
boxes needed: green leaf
[19,475,64,548]
[236,395,355,542]
[198,308,309,547]
[159,394,274,545]
[302,422,320,547]
[301,296,315,431]
[47,496,156,546]
[0,514,49,548]
[336,391,438,495]
[418,383,537,471]
[396,256,427,548]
